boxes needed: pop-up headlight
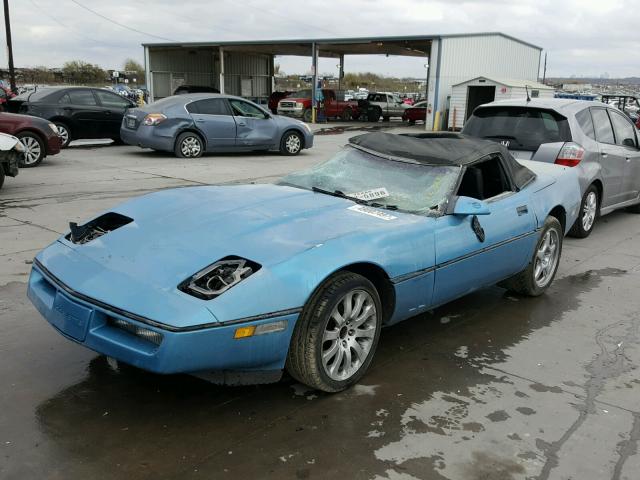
[179,257,261,300]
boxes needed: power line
[68,0,176,42]
[30,0,126,48]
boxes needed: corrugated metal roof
[452,76,553,89]
[143,32,542,53]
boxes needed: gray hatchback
[121,93,314,158]
[463,98,640,237]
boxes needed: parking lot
[1,126,640,480]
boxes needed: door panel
[591,107,627,206]
[63,89,103,139]
[187,99,237,149]
[432,191,536,306]
[608,109,640,200]
[229,99,277,148]
[94,90,132,138]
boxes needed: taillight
[143,113,167,126]
[555,142,585,167]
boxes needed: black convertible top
[348,132,536,189]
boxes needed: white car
[0,133,24,189]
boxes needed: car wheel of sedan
[568,185,598,238]
[54,122,71,148]
[17,132,45,167]
[286,272,382,392]
[501,216,563,296]
[175,132,204,158]
[280,131,303,156]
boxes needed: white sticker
[347,187,389,201]
[348,204,397,221]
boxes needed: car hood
[0,111,51,128]
[36,185,419,326]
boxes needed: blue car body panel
[120,93,313,153]
[28,158,580,378]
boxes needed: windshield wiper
[311,187,398,210]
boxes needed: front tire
[280,130,303,156]
[17,132,45,167]
[569,185,598,238]
[341,108,353,121]
[174,132,204,158]
[501,216,563,296]
[54,122,71,148]
[286,272,382,392]
[302,109,313,123]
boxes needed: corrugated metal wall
[148,47,271,101]
[436,35,541,129]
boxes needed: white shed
[448,77,555,130]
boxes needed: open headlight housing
[179,256,261,300]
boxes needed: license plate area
[51,293,92,341]
[126,117,136,129]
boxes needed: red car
[636,116,640,129]
[268,91,294,114]
[402,100,428,124]
[0,112,61,167]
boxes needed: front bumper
[277,107,305,118]
[27,263,298,376]
[45,132,62,155]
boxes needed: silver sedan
[121,93,314,158]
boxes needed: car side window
[189,99,231,115]
[229,99,267,119]
[67,89,98,106]
[94,90,131,108]
[575,108,596,140]
[591,108,615,144]
[609,110,638,148]
[457,155,512,201]
[58,93,71,104]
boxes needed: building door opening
[466,86,496,120]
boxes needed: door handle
[601,152,608,158]
[237,121,246,126]
[195,119,205,123]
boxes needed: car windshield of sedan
[280,146,460,215]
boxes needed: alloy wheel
[533,228,560,288]
[56,125,69,146]
[321,289,377,381]
[20,136,42,166]
[582,191,597,232]
[181,136,202,157]
[285,134,301,154]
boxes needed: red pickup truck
[277,89,359,122]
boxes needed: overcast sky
[6,0,639,78]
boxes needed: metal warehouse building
[143,32,543,130]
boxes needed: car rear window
[463,106,572,151]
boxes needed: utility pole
[3,0,16,93]
[542,52,548,84]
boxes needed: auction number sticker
[347,187,389,201]
[348,204,397,221]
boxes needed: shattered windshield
[279,146,460,215]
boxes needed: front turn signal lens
[234,325,256,339]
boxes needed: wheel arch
[591,179,603,210]
[281,128,306,149]
[15,127,47,146]
[548,205,567,233]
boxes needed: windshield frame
[279,145,463,217]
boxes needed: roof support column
[311,42,318,123]
[144,45,153,102]
[219,47,225,94]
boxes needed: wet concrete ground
[1,130,639,479]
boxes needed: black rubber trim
[391,229,539,284]
[32,258,302,333]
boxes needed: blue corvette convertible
[28,132,581,392]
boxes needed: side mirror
[623,138,637,148]
[453,196,491,216]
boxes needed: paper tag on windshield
[348,205,397,221]
[347,187,389,201]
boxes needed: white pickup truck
[364,92,409,121]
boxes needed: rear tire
[16,132,45,167]
[568,185,599,238]
[174,132,204,158]
[367,108,381,122]
[501,216,563,296]
[286,272,382,392]
[341,108,353,121]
